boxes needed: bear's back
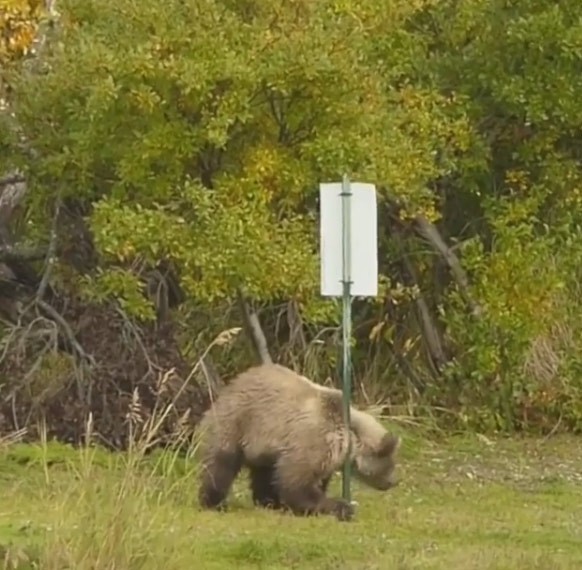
[206,364,348,468]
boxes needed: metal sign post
[319,177,378,504]
[340,174,353,502]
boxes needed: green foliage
[4,0,471,306]
[79,267,157,322]
[414,0,582,430]
[3,0,582,433]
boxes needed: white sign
[319,181,378,297]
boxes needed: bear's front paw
[332,498,355,522]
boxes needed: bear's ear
[378,434,401,457]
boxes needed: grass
[1,426,582,570]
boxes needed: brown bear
[195,363,401,521]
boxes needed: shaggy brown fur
[196,363,401,521]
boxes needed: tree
[3,0,470,313]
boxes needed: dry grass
[1,424,581,570]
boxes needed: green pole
[340,173,353,503]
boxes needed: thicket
[1,0,582,443]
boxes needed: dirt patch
[413,435,582,486]
[0,296,209,449]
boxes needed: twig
[36,299,95,366]
[0,173,25,188]
[287,299,307,351]
[0,245,47,263]
[542,413,563,443]
[414,214,482,317]
[0,321,23,365]
[37,195,61,300]
[0,427,28,449]
[140,328,240,450]
[0,171,27,227]
[236,287,273,365]
[115,306,159,377]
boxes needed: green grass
[1,428,581,569]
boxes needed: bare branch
[37,195,61,300]
[0,246,47,263]
[36,299,96,367]
[0,173,25,188]
[414,215,482,317]
[400,252,448,375]
[0,172,27,231]
[236,287,273,365]
[115,305,159,377]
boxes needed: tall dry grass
[1,328,241,570]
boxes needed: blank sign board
[319,182,378,297]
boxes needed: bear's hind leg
[275,457,353,522]
[198,447,243,511]
[249,464,282,510]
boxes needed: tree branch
[0,172,27,233]
[236,287,273,365]
[36,299,96,367]
[414,215,482,317]
[37,195,62,300]
[0,173,25,188]
[0,246,47,263]
[400,249,448,375]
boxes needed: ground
[0,426,581,570]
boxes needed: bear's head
[353,432,400,490]
[349,410,401,491]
